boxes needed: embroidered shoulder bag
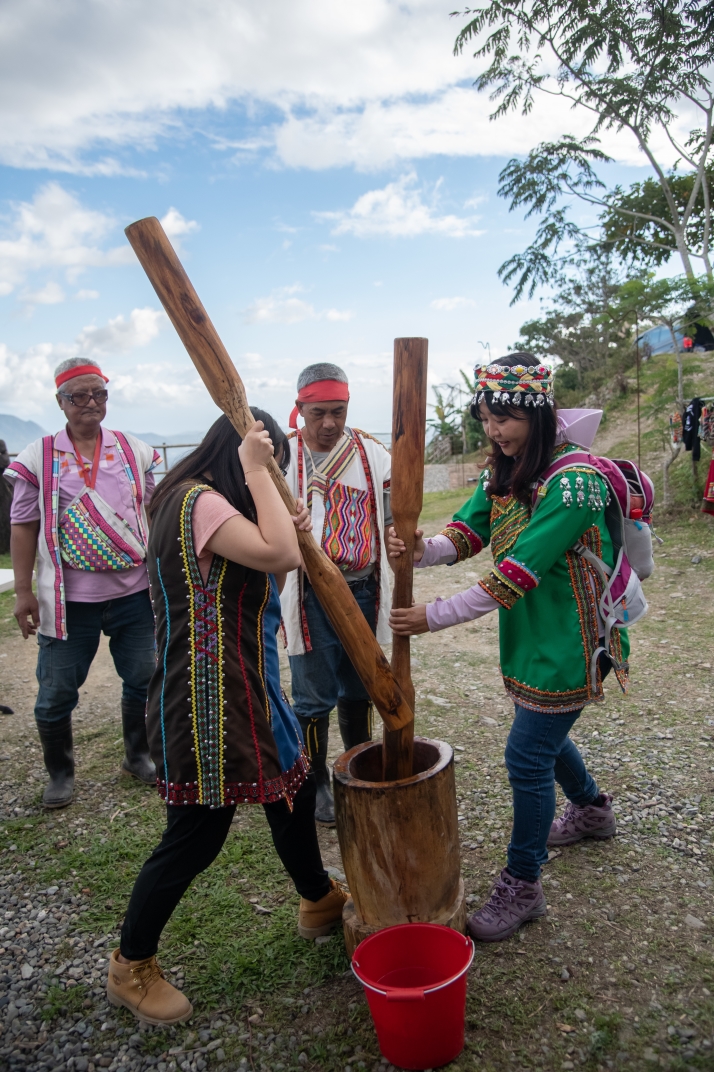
[58,435,146,571]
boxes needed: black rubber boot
[337,699,373,751]
[120,699,157,785]
[36,717,75,809]
[297,715,335,826]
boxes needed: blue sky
[0,0,684,438]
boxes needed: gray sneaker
[466,869,547,943]
[547,793,616,847]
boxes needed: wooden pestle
[382,338,428,779]
[124,216,414,734]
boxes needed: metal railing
[8,433,394,476]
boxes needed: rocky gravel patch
[1,508,714,1070]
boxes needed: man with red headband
[282,362,392,824]
[5,358,161,808]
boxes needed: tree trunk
[663,441,683,506]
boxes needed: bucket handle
[352,937,475,999]
[385,988,425,1002]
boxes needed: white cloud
[160,207,199,241]
[22,281,66,305]
[0,340,59,416]
[0,1,463,171]
[316,173,484,238]
[243,285,353,325]
[75,288,99,300]
[431,296,476,311]
[243,376,294,391]
[0,182,130,297]
[0,310,184,417]
[0,0,683,175]
[74,308,168,357]
[108,364,202,408]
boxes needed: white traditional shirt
[280,427,392,655]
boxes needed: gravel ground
[1,503,713,1071]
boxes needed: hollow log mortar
[334,737,466,957]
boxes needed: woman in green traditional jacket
[389,354,626,943]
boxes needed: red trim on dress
[236,579,265,796]
[353,431,380,620]
[5,461,39,488]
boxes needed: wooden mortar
[334,737,466,957]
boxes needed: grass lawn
[1,495,713,1071]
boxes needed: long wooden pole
[382,338,428,779]
[124,216,413,734]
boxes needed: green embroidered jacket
[441,445,629,713]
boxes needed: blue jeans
[288,575,377,720]
[34,589,156,724]
[505,704,600,883]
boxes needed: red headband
[55,364,109,389]
[289,379,349,429]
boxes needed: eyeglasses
[59,390,108,408]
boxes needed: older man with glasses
[5,358,162,808]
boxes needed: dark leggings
[120,776,330,960]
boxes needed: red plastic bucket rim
[351,925,475,1000]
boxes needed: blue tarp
[636,324,684,355]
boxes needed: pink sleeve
[9,476,41,524]
[192,490,241,557]
[414,534,458,569]
[425,583,499,632]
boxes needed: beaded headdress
[472,361,554,407]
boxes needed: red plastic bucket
[352,924,474,1069]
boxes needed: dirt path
[1,505,713,1072]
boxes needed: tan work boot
[106,947,193,1025]
[298,878,349,939]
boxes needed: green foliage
[453,0,714,298]
[458,369,486,452]
[427,379,485,456]
[602,165,714,268]
[590,1011,623,1055]
[426,385,462,438]
[42,983,91,1021]
[512,249,637,402]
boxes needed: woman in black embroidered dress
[106,415,348,1026]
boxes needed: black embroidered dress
[146,483,308,807]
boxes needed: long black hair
[470,353,558,506]
[148,407,291,521]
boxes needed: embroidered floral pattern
[478,570,521,610]
[565,525,629,703]
[322,481,372,571]
[159,752,310,806]
[180,485,228,808]
[496,556,539,592]
[489,494,531,562]
[502,677,594,713]
[440,520,484,562]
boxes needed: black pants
[120,776,330,960]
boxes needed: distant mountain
[129,431,207,447]
[129,432,207,474]
[0,414,47,454]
